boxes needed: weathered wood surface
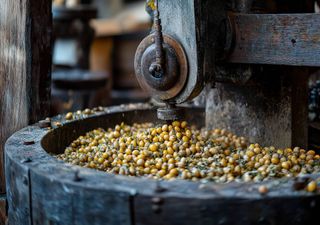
[0,0,29,195]
[5,105,320,225]
[0,0,51,199]
[207,67,309,148]
[0,196,7,225]
[227,13,320,66]
[291,68,309,148]
[205,1,311,148]
[30,164,132,225]
[135,195,320,225]
[5,145,32,225]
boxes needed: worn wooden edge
[5,103,320,198]
[134,194,320,225]
[5,104,320,225]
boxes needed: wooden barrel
[5,103,320,225]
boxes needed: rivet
[151,197,163,204]
[73,170,82,182]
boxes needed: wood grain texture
[227,13,320,66]
[134,195,320,225]
[28,0,52,123]
[0,0,29,195]
[0,0,52,196]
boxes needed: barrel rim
[5,103,320,199]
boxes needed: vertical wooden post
[0,0,52,222]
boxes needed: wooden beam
[227,13,320,66]
[0,0,52,199]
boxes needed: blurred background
[51,0,320,149]
[51,0,151,115]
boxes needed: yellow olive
[65,112,73,120]
[307,181,317,192]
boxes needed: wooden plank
[0,0,52,195]
[5,132,33,225]
[5,126,49,225]
[227,13,320,66]
[134,195,320,225]
[5,160,31,225]
[0,0,28,195]
[0,196,7,225]
[30,164,132,225]
[28,0,52,124]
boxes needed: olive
[56,117,320,184]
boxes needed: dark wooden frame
[0,0,52,190]
[0,0,52,223]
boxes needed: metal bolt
[149,63,163,78]
[151,197,163,205]
[73,170,82,182]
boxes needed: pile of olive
[57,121,320,191]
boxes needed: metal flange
[134,34,188,102]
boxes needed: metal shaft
[149,0,165,78]
[154,0,164,67]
